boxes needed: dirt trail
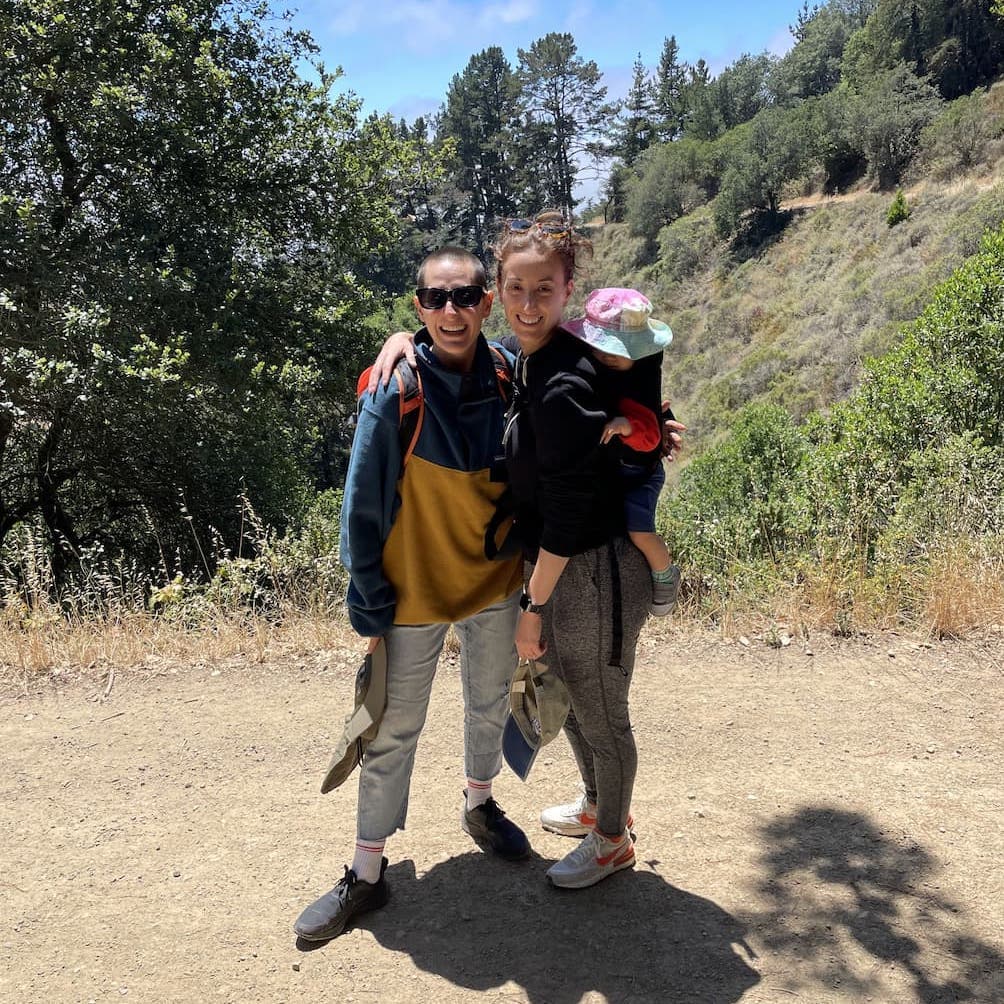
[3,627,1002,1003]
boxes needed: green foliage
[809,224,1004,557]
[842,0,1004,99]
[516,32,614,214]
[919,90,1004,178]
[708,52,777,131]
[203,490,347,616]
[438,47,522,256]
[1,488,347,621]
[772,3,855,103]
[844,63,942,188]
[878,434,1004,563]
[660,404,811,582]
[653,35,687,141]
[682,59,723,141]
[624,140,713,250]
[642,216,1004,624]
[0,0,420,579]
[713,105,812,235]
[610,53,658,166]
[886,189,910,226]
[656,207,718,282]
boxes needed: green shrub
[878,434,1004,563]
[810,223,1004,559]
[660,403,810,583]
[656,207,718,283]
[886,189,910,227]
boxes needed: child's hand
[661,400,687,460]
[601,417,632,444]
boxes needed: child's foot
[650,565,681,616]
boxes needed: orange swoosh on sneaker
[578,812,597,827]
[596,842,635,867]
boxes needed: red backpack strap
[395,358,423,472]
[355,359,424,475]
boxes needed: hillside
[580,164,1004,464]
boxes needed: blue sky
[271,0,799,122]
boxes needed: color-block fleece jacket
[340,330,522,637]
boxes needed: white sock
[466,779,492,810]
[351,840,385,884]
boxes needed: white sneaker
[546,829,636,889]
[540,795,634,838]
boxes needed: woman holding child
[493,212,673,888]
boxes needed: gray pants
[536,538,650,836]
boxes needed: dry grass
[3,554,1002,686]
[0,607,358,690]
[924,549,1004,638]
[668,544,1004,645]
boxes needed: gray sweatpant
[536,537,650,836]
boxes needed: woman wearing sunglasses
[369,212,671,890]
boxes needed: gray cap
[502,658,570,780]
[321,638,388,794]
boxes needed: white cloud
[327,1,370,35]
[479,0,537,26]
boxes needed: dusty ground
[2,623,1003,1004]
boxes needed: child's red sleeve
[617,398,662,451]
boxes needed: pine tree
[612,54,657,166]
[516,32,613,214]
[653,35,688,140]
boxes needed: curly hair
[492,210,593,285]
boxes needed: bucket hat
[502,658,571,781]
[321,638,388,794]
[564,287,672,360]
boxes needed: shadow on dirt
[747,806,1004,1003]
[299,851,759,1003]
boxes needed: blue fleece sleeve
[339,390,403,636]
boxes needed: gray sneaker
[650,565,681,616]
[293,858,389,942]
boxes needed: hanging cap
[320,638,388,794]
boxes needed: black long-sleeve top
[502,329,625,560]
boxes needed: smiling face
[497,247,573,355]
[414,256,493,372]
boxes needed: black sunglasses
[415,285,486,310]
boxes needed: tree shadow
[300,851,760,1004]
[747,806,1004,1003]
[727,209,794,267]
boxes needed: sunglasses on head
[506,215,569,240]
[415,285,486,310]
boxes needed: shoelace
[336,865,358,895]
[481,798,506,823]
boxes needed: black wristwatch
[519,589,547,615]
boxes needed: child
[564,287,682,616]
